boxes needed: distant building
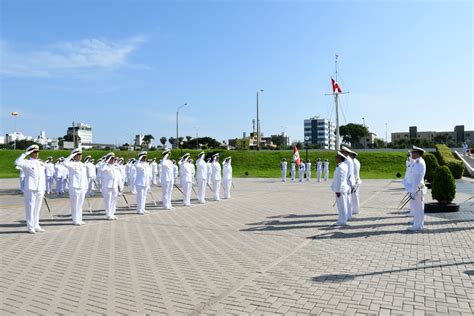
[0,136,5,144]
[392,125,473,145]
[135,134,144,147]
[67,122,93,148]
[36,131,48,147]
[304,116,335,150]
[360,132,377,149]
[5,132,26,143]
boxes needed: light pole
[194,126,199,150]
[11,112,19,150]
[362,117,365,128]
[385,122,388,148]
[256,89,264,151]
[176,103,187,149]
[304,136,309,161]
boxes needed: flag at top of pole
[293,146,301,166]
[11,112,19,116]
[331,78,342,94]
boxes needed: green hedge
[431,165,456,204]
[434,144,464,179]
[423,152,439,183]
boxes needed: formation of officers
[280,158,330,182]
[15,145,233,234]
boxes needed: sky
[1,0,472,145]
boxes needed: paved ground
[1,177,473,315]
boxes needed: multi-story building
[67,122,93,147]
[391,125,473,145]
[304,116,335,150]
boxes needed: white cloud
[0,36,147,78]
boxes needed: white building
[67,122,93,147]
[135,134,144,147]
[5,132,26,143]
[304,116,335,150]
[36,131,48,147]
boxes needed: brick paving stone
[1,178,473,315]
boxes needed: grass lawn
[0,149,407,179]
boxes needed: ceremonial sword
[43,196,53,219]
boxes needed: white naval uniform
[135,160,151,214]
[403,157,414,216]
[323,161,329,181]
[54,162,64,194]
[298,163,306,182]
[223,161,232,199]
[161,158,174,210]
[351,158,361,214]
[207,161,212,185]
[316,161,322,182]
[157,161,163,185]
[180,161,194,206]
[100,162,123,219]
[403,157,426,230]
[45,161,55,194]
[290,162,296,182]
[15,153,46,232]
[281,161,287,182]
[63,156,88,225]
[306,162,312,181]
[344,156,356,220]
[127,162,137,194]
[196,157,208,203]
[151,160,158,185]
[331,162,350,225]
[17,166,25,192]
[85,161,97,196]
[211,160,222,201]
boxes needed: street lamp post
[176,103,187,149]
[256,89,264,150]
[362,117,365,128]
[304,136,309,161]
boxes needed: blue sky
[1,0,472,145]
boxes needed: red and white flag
[293,146,301,166]
[331,78,342,94]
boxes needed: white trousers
[223,179,232,199]
[410,192,425,230]
[324,169,329,181]
[306,170,311,181]
[197,179,206,203]
[162,182,173,209]
[87,178,95,196]
[102,187,118,217]
[317,170,322,182]
[24,190,44,230]
[69,188,86,224]
[45,176,53,194]
[182,182,192,205]
[346,189,353,220]
[212,180,221,201]
[55,177,63,193]
[136,185,148,213]
[290,170,295,181]
[336,193,348,225]
[281,169,286,182]
[299,171,304,182]
[351,189,360,214]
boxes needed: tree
[339,123,369,148]
[142,134,154,149]
[63,133,81,143]
[178,137,184,146]
[434,133,452,145]
[185,136,192,143]
[160,137,167,147]
[168,137,176,148]
[270,135,285,149]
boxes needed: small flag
[11,112,19,116]
[293,146,301,166]
[331,78,342,94]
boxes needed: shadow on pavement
[312,261,474,283]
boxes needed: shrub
[431,165,456,204]
[423,152,439,183]
[434,144,464,179]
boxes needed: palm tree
[160,137,167,147]
[142,134,154,149]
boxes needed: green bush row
[423,152,439,183]
[434,144,464,179]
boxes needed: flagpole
[335,93,340,150]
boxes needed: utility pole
[256,89,263,150]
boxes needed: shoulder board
[416,160,419,163]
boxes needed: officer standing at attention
[340,146,356,220]
[135,151,151,215]
[85,156,97,197]
[223,157,233,199]
[290,160,296,182]
[63,148,89,226]
[180,153,193,206]
[161,149,175,210]
[330,151,350,226]
[323,159,330,181]
[305,159,312,181]
[99,153,123,220]
[348,150,361,215]
[316,158,322,182]
[211,153,222,201]
[44,156,55,194]
[195,152,208,204]
[280,158,287,182]
[15,145,46,234]
[298,161,306,182]
[403,146,427,231]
